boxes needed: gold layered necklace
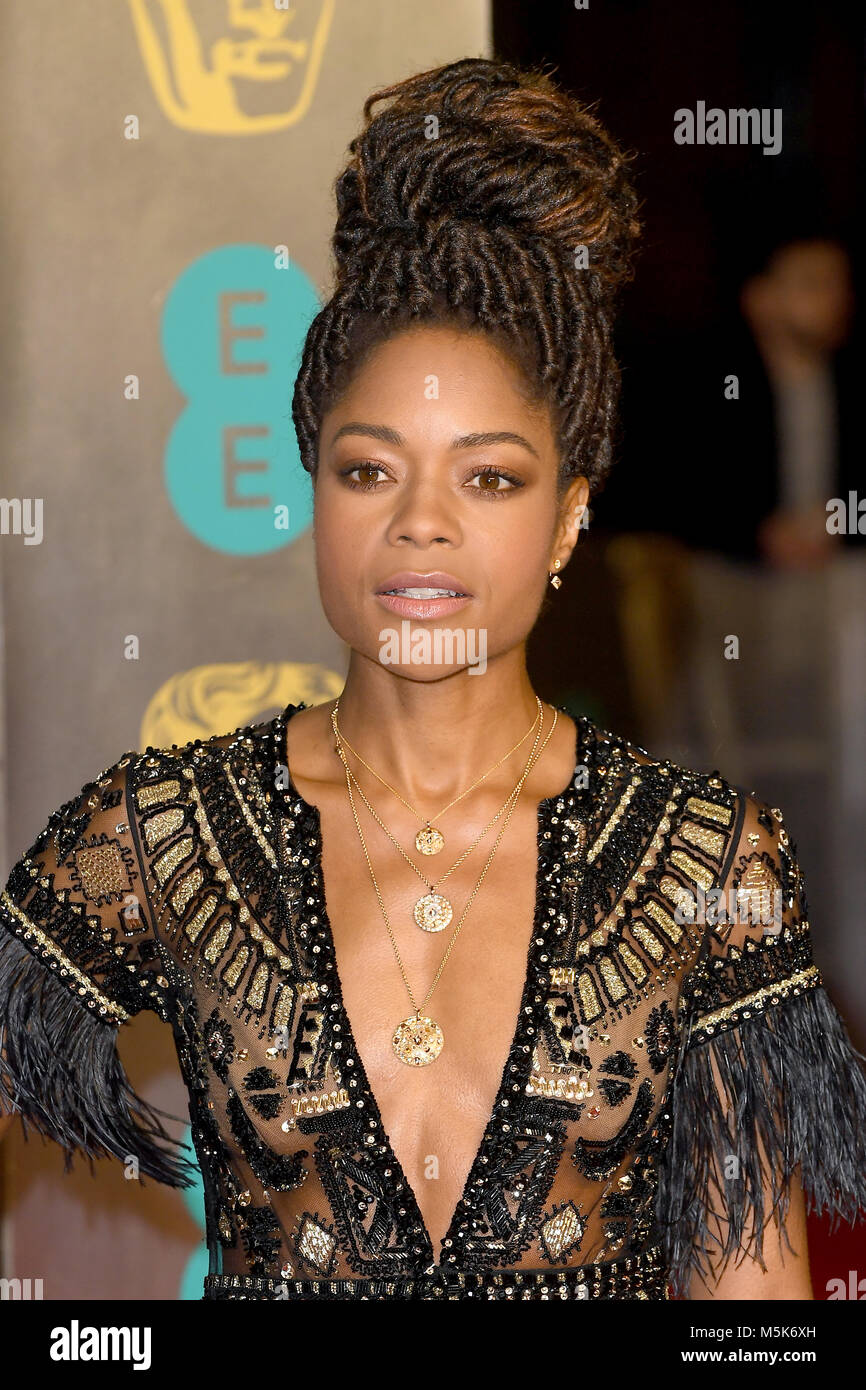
[332,696,542,856]
[331,701,543,933]
[339,704,559,1065]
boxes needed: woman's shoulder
[126,706,283,775]
[582,716,794,884]
[585,714,743,799]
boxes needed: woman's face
[312,323,587,681]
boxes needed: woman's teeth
[386,588,462,598]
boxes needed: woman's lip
[374,592,473,619]
[375,572,470,594]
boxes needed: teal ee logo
[161,244,320,554]
[177,1122,209,1300]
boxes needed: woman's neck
[288,655,576,809]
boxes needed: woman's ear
[551,475,590,573]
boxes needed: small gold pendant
[392,1013,444,1065]
[413,893,453,932]
[416,824,444,855]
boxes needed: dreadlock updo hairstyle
[292,57,642,500]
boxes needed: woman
[2,57,865,1302]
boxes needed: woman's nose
[385,478,462,547]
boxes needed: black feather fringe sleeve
[0,750,198,1188]
[656,789,866,1298]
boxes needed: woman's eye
[341,463,388,488]
[465,469,521,496]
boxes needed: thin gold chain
[333,701,544,892]
[344,707,557,1016]
[332,695,542,825]
[343,707,559,1017]
[341,759,523,892]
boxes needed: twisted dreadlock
[292,57,642,499]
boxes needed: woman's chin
[370,659,486,682]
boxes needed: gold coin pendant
[392,1014,444,1065]
[413,893,453,932]
[416,824,444,855]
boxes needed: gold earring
[549,558,562,589]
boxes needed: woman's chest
[315,796,545,1205]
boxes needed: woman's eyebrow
[327,422,539,457]
[453,430,539,457]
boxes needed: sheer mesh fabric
[2,704,865,1299]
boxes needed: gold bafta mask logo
[128,0,334,133]
[139,661,344,749]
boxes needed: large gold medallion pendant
[416,824,444,855]
[413,893,453,932]
[393,1013,444,1065]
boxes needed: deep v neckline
[270,699,588,1272]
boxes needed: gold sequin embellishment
[74,840,127,900]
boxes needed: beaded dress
[2,701,865,1301]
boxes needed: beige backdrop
[0,0,490,1301]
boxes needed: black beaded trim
[202,1245,670,1300]
[687,963,822,1044]
[683,917,820,1046]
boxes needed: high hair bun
[293,57,643,497]
[332,57,642,304]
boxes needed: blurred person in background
[593,229,861,568]
[738,236,858,570]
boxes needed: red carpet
[808,1208,866,1300]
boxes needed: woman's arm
[688,1172,812,1299]
[657,788,866,1299]
[0,749,197,1187]
[685,1049,813,1299]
